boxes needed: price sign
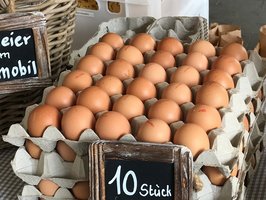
[0,12,51,93]
[88,141,193,200]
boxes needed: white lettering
[11,66,19,77]
[139,184,172,197]
[31,60,37,75]
[14,36,23,47]
[9,32,14,46]
[0,52,10,59]
[0,67,10,79]
[0,32,32,48]
[23,35,31,45]
[122,170,137,196]
[139,184,148,197]
[166,185,171,196]
[1,37,9,47]
[18,60,27,76]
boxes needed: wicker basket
[0,0,77,81]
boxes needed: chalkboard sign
[0,12,51,94]
[88,141,193,200]
[0,29,37,82]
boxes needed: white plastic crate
[72,0,209,50]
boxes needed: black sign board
[105,159,174,199]
[0,28,37,82]
[0,12,51,94]
[88,141,193,200]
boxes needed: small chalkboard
[0,12,51,94]
[88,141,193,200]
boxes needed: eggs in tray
[4,31,266,199]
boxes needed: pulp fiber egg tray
[2,16,266,199]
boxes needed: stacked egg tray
[2,16,266,200]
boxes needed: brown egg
[186,104,222,133]
[148,99,182,124]
[136,118,171,143]
[61,105,95,141]
[188,40,216,58]
[25,139,42,159]
[75,54,105,76]
[95,75,124,96]
[157,37,183,56]
[161,82,192,105]
[220,42,248,61]
[72,181,89,200]
[243,115,250,131]
[130,33,156,53]
[116,45,144,65]
[56,140,76,162]
[27,104,62,137]
[182,52,209,71]
[139,63,167,84]
[100,32,124,49]
[88,42,115,61]
[126,77,156,101]
[45,86,76,110]
[202,166,227,186]
[38,179,59,196]
[196,82,229,109]
[170,65,201,87]
[105,59,135,81]
[211,55,242,76]
[76,86,111,114]
[149,50,176,69]
[62,70,93,93]
[95,111,131,140]
[203,69,235,89]
[173,123,210,159]
[112,94,145,120]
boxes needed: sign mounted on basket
[0,12,51,94]
[88,141,193,200]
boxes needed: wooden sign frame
[0,12,51,94]
[88,141,193,200]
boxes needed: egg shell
[95,75,124,96]
[100,32,124,49]
[95,111,131,140]
[72,181,89,200]
[56,140,76,162]
[211,55,242,76]
[202,166,227,186]
[149,50,176,69]
[38,179,59,197]
[157,37,184,56]
[130,33,156,53]
[136,118,171,143]
[25,139,42,159]
[116,45,144,65]
[139,62,167,84]
[88,42,115,61]
[62,70,93,93]
[203,69,235,89]
[76,86,111,114]
[182,52,209,72]
[188,40,216,58]
[220,42,248,61]
[27,104,62,137]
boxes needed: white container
[72,0,209,50]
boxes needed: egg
[75,54,105,76]
[211,55,242,76]
[173,123,210,159]
[88,42,115,61]
[220,42,248,61]
[105,59,135,81]
[186,104,222,133]
[38,179,59,196]
[170,65,201,87]
[202,166,227,186]
[157,37,183,56]
[126,77,156,101]
[76,86,111,114]
[148,99,182,124]
[139,63,167,84]
[56,140,76,162]
[25,139,42,159]
[149,50,176,69]
[62,70,93,93]
[136,118,171,143]
[27,104,62,137]
[45,86,76,110]
[130,33,156,53]
[95,111,131,140]
[112,94,145,120]
[182,52,209,71]
[100,32,124,49]
[203,69,235,89]
[72,181,90,200]
[116,45,144,65]
[196,82,229,109]
[161,82,192,105]
[188,40,216,58]
[61,105,95,140]
[95,75,124,96]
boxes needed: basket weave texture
[0,0,77,148]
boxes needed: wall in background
[209,0,266,50]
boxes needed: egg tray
[4,50,266,200]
